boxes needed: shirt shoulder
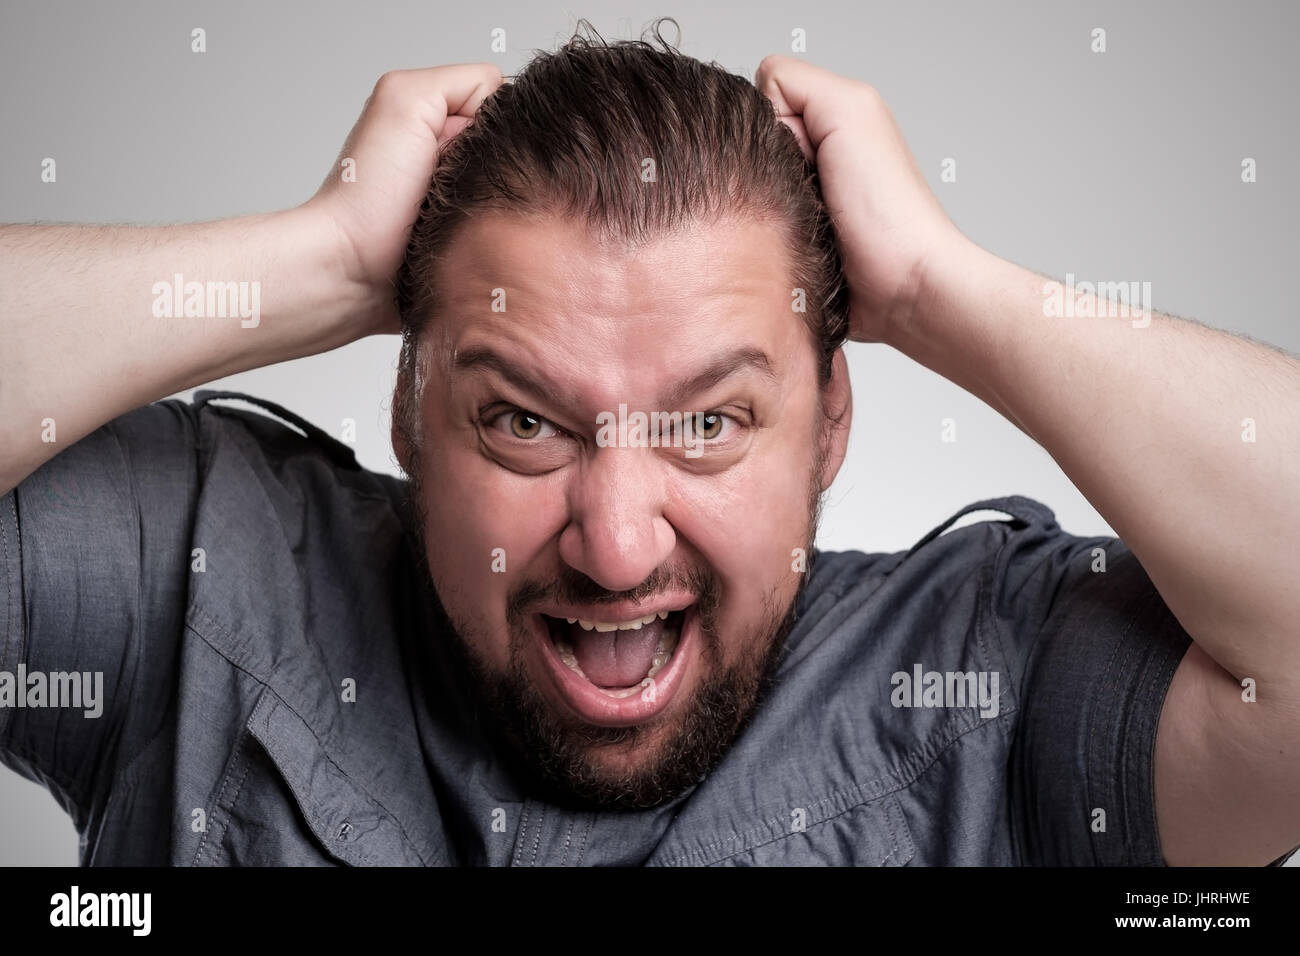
[651,495,1190,866]
[169,393,446,864]
[1,391,441,865]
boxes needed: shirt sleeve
[0,400,202,827]
[999,527,1193,866]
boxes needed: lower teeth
[554,624,682,697]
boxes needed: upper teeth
[553,619,683,691]
[565,610,670,632]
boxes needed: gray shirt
[0,390,1195,866]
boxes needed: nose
[558,445,676,593]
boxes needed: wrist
[245,205,394,361]
[881,236,1027,413]
[884,232,980,348]
[888,235,1016,349]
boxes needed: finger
[753,58,812,159]
[777,114,813,162]
[370,62,505,135]
[754,54,859,149]
[442,62,504,119]
[328,63,502,196]
[754,55,798,117]
[441,114,473,143]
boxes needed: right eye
[487,408,559,441]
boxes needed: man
[1,29,1297,866]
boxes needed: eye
[489,408,559,440]
[694,412,725,440]
[681,410,741,443]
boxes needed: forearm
[890,237,1300,684]
[0,205,378,494]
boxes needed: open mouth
[541,608,687,699]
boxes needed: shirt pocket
[711,792,916,866]
[191,688,424,866]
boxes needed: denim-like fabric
[0,391,1197,866]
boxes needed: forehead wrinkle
[439,215,628,326]
[431,213,808,411]
[437,210,793,327]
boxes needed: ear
[817,348,853,491]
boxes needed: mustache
[506,563,721,629]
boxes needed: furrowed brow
[450,345,558,404]
[451,343,778,411]
[661,346,777,409]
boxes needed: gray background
[1,0,1296,865]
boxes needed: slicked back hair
[393,19,849,462]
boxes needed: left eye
[693,412,726,440]
[490,409,558,440]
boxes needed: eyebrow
[451,345,561,406]
[451,344,778,411]
[660,346,777,409]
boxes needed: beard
[402,412,828,811]
[452,563,804,810]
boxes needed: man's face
[399,211,849,808]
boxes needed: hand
[304,63,505,334]
[754,55,965,343]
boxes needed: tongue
[570,619,664,688]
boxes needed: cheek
[420,446,569,651]
[667,447,817,621]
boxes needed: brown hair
[393,19,848,458]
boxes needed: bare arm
[0,62,504,496]
[757,54,1300,865]
[0,210,373,494]
[897,241,1300,865]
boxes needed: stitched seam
[560,818,575,865]
[191,404,428,864]
[202,395,358,466]
[204,404,386,504]
[874,798,904,865]
[0,494,16,744]
[1135,585,1184,866]
[100,435,191,814]
[529,804,546,866]
[0,499,87,812]
[511,803,532,867]
[661,517,1033,867]
[112,416,152,793]
[1085,563,1148,865]
[192,727,251,866]
[703,793,910,867]
[674,711,1003,863]
[661,712,1010,866]
[251,711,379,867]
[573,815,592,867]
[1082,596,1127,865]
[186,612,433,865]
